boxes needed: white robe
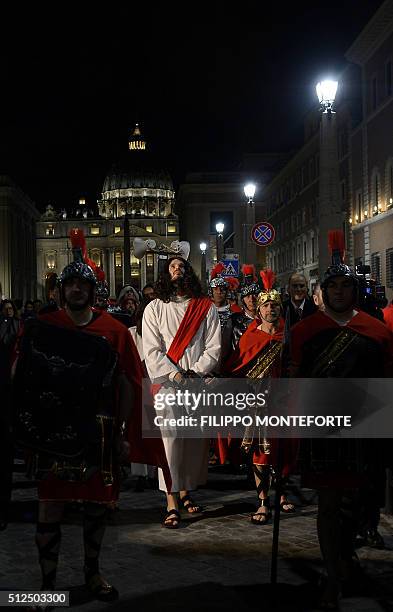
[142,295,221,492]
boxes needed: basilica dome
[102,166,173,192]
[98,124,175,220]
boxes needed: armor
[13,319,118,484]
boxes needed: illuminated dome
[102,167,173,192]
[98,124,175,220]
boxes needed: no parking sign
[251,222,275,246]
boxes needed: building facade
[36,126,179,299]
[0,175,39,300]
[177,156,285,279]
[265,0,393,294]
[346,0,393,302]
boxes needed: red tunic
[291,309,393,377]
[36,308,170,502]
[290,309,393,488]
[383,303,393,333]
[219,319,297,473]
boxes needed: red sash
[151,297,212,397]
[167,297,212,364]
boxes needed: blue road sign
[221,258,239,276]
[251,222,275,246]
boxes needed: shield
[12,319,118,462]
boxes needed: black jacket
[282,297,317,328]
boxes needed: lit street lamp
[243,183,257,265]
[200,242,207,292]
[215,222,224,262]
[316,79,342,276]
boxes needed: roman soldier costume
[289,230,393,607]
[231,264,260,347]
[12,229,170,601]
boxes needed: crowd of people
[1,227,393,610]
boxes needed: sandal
[280,499,296,513]
[179,494,203,514]
[162,508,181,529]
[251,496,272,525]
[85,571,119,602]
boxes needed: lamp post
[199,242,207,293]
[215,222,225,262]
[243,183,257,265]
[316,79,342,276]
[123,212,131,285]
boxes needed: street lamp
[215,222,224,262]
[199,242,207,292]
[244,183,256,203]
[243,183,257,265]
[316,80,338,113]
[315,78,342,276]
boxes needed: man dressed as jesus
[143,254,221,528]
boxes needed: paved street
[1,467,393,611]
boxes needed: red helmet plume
[241,264,256,282]
[69,228,88,262]
[211,262,226,279]
[225,277,239,291]
[260,269,276,291]
[328,229,345,264]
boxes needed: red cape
[39,308,171,490]
[291,310,393,375]
[218,319,297,472]
[224,318,284,375]
[383,303,393,333]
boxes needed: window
[45,224,54,236]
[386,159,393,208]
[146,253,154,268]
[90,249,101,267]
[371,252,381,283]
[46,251,57,270]
[386,60,392,97]
[146,225,153,233]
[114,226,121,234]
[90,225,100,235]
[356,190,362,221]
[372,76,377,111]
[371,169,381,214]
[167,225,177,233]
[311,237,315,262]
[115,251,122,267]
[303,242,307,265]
[386,248,393,288]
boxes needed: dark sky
[1,0,385,211]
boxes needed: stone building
[177,155,285,278]
[0,175,39,300]
[36,125,179,299]
[264,0,393,294]
[347,0,393,302]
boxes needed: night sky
[1,0,385,211]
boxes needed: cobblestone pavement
[1,468,393,611]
